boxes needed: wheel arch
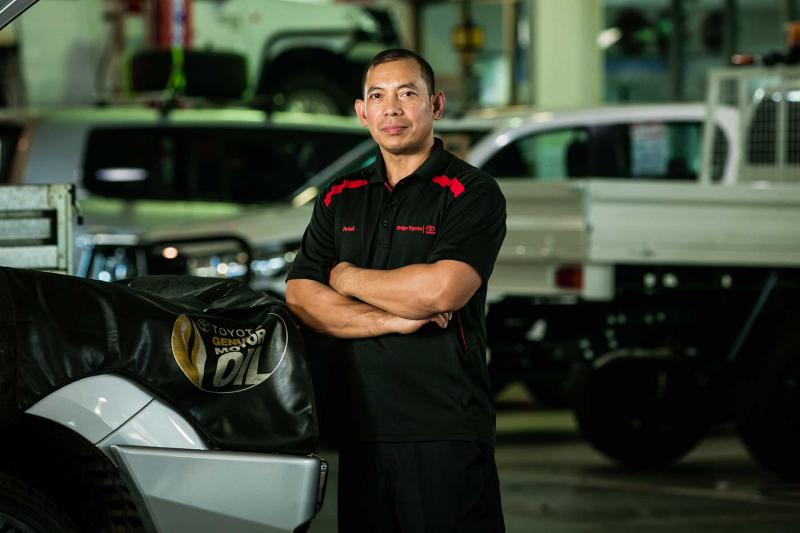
[256,47,364,108]
[0,414,148,531]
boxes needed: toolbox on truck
[0,184,74,274]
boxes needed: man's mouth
[381,125,408,135]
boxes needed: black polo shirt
[287,138,506,445]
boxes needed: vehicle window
[482,128,588,179]
[438,129,492,159]
[334,144,378,178]
[82,127,367,203]
[0,125,22,183]
[484,121,713,181]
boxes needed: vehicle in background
[1,106,368,275]
[153,0,399,113]
[19,0,399,114]
[89,115,505,293]
[487,66,800,477]
[470,104,738,183]
[131,102,736,298]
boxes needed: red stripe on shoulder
[323,179,369,207]
[432,175,465,198]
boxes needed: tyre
[0,472,77,532]
[738,324,800,478]
[270,75,351,115]
[572,353,711,467]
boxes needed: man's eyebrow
[366,82,420,93]
[397,83,420,91]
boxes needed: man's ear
[432,91,446,120]
[354,99,368,126]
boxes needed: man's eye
[369,93,382,100]
[401,91,417,97]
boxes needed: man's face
[355,58,445,156]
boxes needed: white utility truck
[486,66,800,475]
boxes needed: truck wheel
[738,329,800,478]
[272,76,350,115]
[572,354,710,467]
[0,472,77,532]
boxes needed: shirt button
[382,219,389,228]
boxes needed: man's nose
[383,94,403,115]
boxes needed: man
[286,48,506,532]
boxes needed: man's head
[361,49,436,97]
[355,49,445,156]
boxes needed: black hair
[361,48,436,96]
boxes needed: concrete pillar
[529,0,604,109]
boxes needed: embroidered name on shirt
[342,226,356,232]
[396,224,436,236]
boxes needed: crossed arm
[285,260,481,339]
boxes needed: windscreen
[83,126,367,203]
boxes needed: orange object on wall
[151,0,193,48]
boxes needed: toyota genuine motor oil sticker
[171,313,288,393]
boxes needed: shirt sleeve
[286,194,337,284]
[427,182,507,282]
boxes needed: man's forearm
[286,279,429,338]
[330,261,480,319]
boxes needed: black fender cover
[0,267,318,454]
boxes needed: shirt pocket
[336,219,363,265]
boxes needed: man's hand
[388,311,451,335]
[329,261,357,295]
[435,311,453,328]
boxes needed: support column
[669,0,687,101]
[503,0,520,105]
[722,0,739,62]
[529,0,603,109]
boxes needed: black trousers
[338,441,505,533]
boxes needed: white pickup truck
[486,66,800,475]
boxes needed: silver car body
[26,374,324,533]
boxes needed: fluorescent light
[95,168,148,182]
[597,27,622,49]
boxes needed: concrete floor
[308,411,800,532]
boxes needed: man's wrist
[330,262,357,297]
[342,264,361,297]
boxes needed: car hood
[143,202,314,248]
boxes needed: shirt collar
[369,137,449,185]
